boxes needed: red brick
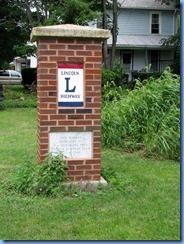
[39,74,56,80]
[85,114,101,120]
[36,34,104,181]
[39,63,56,68]
[58,121,74,126]
[75,175,92,181]
[58,39,75,44]
[86,102,101,108]
[40,86,56,91]
[76,120,92,125]
[50,115,66,120]
[38,44,48,50]
[76,51,92,56]
[94,51,102,56]
[40,121,57,126]
[39,39,56,44]
[85,63,93,68]
[86,69,101,75]
[85,170,100,175]
[76,39,93,44]
[92,175,101,180]
[37,56,48,62]
[49,80,57,86]
[85,75,94,80]
[86,45,101,50]
[58,50,74,56]
[76,165,92,170]
[67,160,84,166]
[67,170,84,176]
[68,45,84,50]
[37,80,48,86]
[49,104,57,109]
[50,44,66,49]
[40,97,56,103]
[93,164,101,170]
[49,69,57,74]
[86,57,102,62]
[50,56,66,62]
[39,109,56,115]
[40,50,56,56]
[68,57,84,63]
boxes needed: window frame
[150,11,162,35]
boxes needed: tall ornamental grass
[102,68,180,160]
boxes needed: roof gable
[118,0,177,10]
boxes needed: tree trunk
[110,0,118,70]
[23,0,34,27]
[102,0,110,70]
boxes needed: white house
[10,56,37,73]
[107,0,179,80]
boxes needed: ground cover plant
[0,85,37,109]
[0,101,180,240]
[102,68,180,161]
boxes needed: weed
[102,68,180,160]
[4,153,69,197]
[33,153,68,196]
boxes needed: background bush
[102,68,180,161]
[21,67,37,89]
[0,85,37,109]
[102,61,127,86]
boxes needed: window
[150,12,161,34]
[120,50,132,73]
[11,71,21,77]
[149,50,160,71]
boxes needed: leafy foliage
[102,60,126,86]
[4,153,69,197]
[0,0,30,68]
[161,27,180,74]
[102,81,128,104]
[45,0,99,26]
[0,0,100,67]
[0,85,37,110]
[102,68,180,160]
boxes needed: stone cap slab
[30,24,110,42]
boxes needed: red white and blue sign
[58,63,84,107]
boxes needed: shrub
[102,60,126,86]
[4,153,69,196]
[0,85,37,109]
[21,68,37,89]
[33,153,68,196]
[102,68,180,161]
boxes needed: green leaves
[4,153,69,197]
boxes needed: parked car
[0,70,22,85]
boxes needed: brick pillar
[31,24,110,182]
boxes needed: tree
[102,0,121,70]
[0,0,30,69]
[156,0,180,7]
[0,0,100,69]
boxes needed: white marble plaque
[49,132,92,159]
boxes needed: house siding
[118,9,150,35]
[116,9,175,36]
[162,11,175,35]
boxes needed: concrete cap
[30,24,110,42]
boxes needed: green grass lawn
[0,106,180,240]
